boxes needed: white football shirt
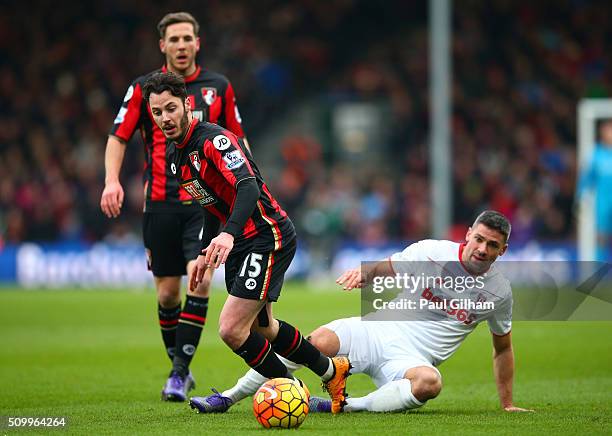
[363,239,512,366]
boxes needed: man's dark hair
[472,210,511,242]
[143,72,188,102]
[157,12,200,38]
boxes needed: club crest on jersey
[189,151,201,171]
[223,150,245,170]
[202,87,217,106]
[213,134,232,151]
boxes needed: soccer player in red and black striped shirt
[143,72,351,411]
[100,12,246,401]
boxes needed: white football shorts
[322,317,441,388]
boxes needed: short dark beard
[180,109,189,133]
[176,106,191,142]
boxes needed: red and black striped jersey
[109,65,245,212]
[169,119,295,252]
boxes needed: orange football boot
[322,356,352,413]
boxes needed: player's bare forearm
[492,333,533,412]
[104,135,127,184]
[493,344,514,409]
[100,136,127,218]
[336,257,395,290]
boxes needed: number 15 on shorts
[239,253,263,291]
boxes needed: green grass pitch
[0,284,610,435]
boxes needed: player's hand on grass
[336,267,366,290]
[100,181,124,218]
[203,232,234,268]
[504,405,534,412]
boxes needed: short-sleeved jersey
[168,119,294,253]
[365,239,512,366]
[109,65,245,212]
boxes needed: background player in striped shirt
[100,12,246,401]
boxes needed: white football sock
[278,355,303,374]
[221,369,267,403]
[320,358,335,381]
[344,379,423,412]
[221,355,303,403]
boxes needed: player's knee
[156,286,180,307]
[155,276,181,305]
[411,371,442,401]
[218,320,249,350]
[306,327,340,357]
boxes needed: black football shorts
[225,237,297,302]
[143,210,203,276]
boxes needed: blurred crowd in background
[1,0,609,250]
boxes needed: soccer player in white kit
[190,210,532,413]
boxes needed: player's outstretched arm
[100,135,127,218]
[336,258,395,290]
[492,332,534,412]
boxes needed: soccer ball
[253,378,310,429]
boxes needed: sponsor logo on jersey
[213,134,232,151]
[223,150,245,170]
[181,179,216,205]
[202,87,217,106]
[189,151,201,172]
